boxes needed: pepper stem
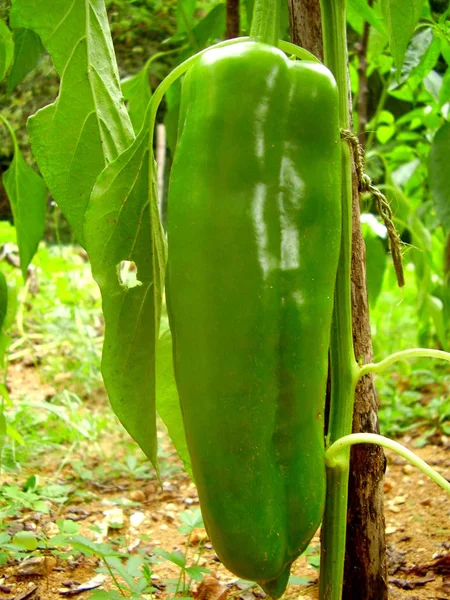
[250,0,280,46]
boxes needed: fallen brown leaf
[17,556,56,576]
[58,573,107,596]
[403,554,450,576]
[14,583,39,600]
[194,574,229,600]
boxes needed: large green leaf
[7,28,44,93]
[84,109,166,472]
[429,122,450,231]
[380,0,426,73]
[2,127,47,279]
[10,0,134,246]
[0,18,14,83]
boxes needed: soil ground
[0,363,448,600]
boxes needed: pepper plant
[1,1,450,599]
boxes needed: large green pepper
[166,41,341,598]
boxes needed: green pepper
[166,41,341,598]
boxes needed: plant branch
[358,348,450,379]
[325,433,450,494]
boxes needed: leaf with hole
[84,107,166,473]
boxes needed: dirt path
[0,364,448,600]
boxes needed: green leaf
[156,323,192,478]
[423,70,442,102]
[185,565,210,581]
[89,592,124,600]
[246,0,255,27]
[347,4,364,34]
[439,68,450,107]
[0,411,6,466]
[154,548,186,568]
[122,50,180,135]
[84,107,166,474]
[69,536,117,558]
[362,219,387,308]
[348,0,386,34]
[391,28,438,88]
[3,278,16,329]
[2,123,46,279]
[164,79,182,157]
[440,32,450,65]
[380,0,426,73]
[0,18,14,83]
[7,28,44,92]
[429,122,450,231]
[193,3,226,48]
[177,0,197,34]
[11,0,134,246]
[12,531,38,551]
[426,295,447,349]
[376,124,396,144]
[122,64,152,135]
[0,272,7,332]
[0,332,11,368]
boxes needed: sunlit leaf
[2,122,46,279]
[380,0,426,73]
[0,18,14,83]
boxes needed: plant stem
[358,347,450,379]
[279,40,321,62]
[319,1,358,599]
[0,114,19,155]
[250,0,280,45]
[325,433,450,494]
